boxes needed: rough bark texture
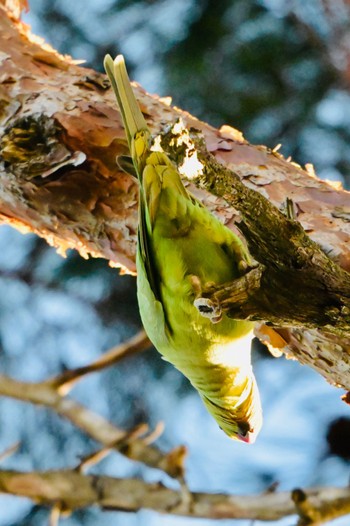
[0,2,350,390]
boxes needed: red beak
[238,431,256,444]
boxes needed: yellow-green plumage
[104,54,262,442]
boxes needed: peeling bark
[0,4,350,390]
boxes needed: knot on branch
[0,114,86,180]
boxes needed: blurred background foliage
[0,0,349,525]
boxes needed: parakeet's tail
[104,54,149,175]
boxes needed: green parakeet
[104,54,262,443]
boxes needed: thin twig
[0,442,21,463]
[76,423,149,473]
[142,421,164,446]
[49,504,61,526]
[48,330,150,395]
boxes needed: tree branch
[47,329,150,394]
[0,332,186,479]
[187,153,350,333]
[0,5,350,390]
[0,468,349,524]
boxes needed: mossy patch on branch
[0,114,85,180]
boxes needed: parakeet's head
[201,374,262,443]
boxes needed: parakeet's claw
[194,297,222,324]
[238,257,260,275]
[189,274,202,296]
[237,259,248,273]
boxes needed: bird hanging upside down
[104,54,262,443]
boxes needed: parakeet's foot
[190,275,222,323]
[193,297,222,323]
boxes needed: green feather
[104,54,262,442]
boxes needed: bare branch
[0,468,349,524]
[76,423,150,473]
[48,330,150,394]
[0,371,186,479]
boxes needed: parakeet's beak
[238,430,257,444]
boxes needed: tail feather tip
[114,54,125,66]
